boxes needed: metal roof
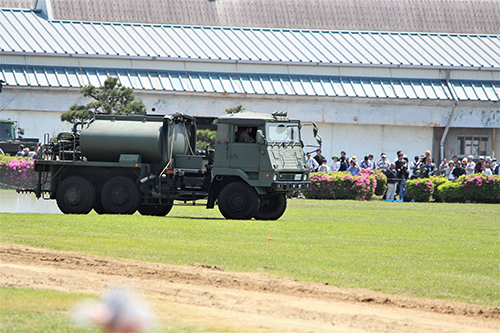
[1,9,500,69]
[2,0,500,34]
[2,65,499,101]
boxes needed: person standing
[420,156,436,178]
[385,163,398,201]
[317,160,330,173]
[376,154,390,172]
[482,162,492,175]
[475,156,485,174]
[409,156,420,179]
[395,153,407,200]
[314,149,327,168]
[494,162,500,175]
[368,154,375,169]
[306,153,319,172]
[465,155,476,175]
[360,156,372,169]
[446,161,456,180]
[453,158,467,179]
[347,159,360,176]
[330,155,341,173]
[438,158,448,176]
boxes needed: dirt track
[1,244,498,332]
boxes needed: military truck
[0,118,39,155]
[21,111,310,220]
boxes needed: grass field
[2,199,499,308]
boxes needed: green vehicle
[0,118,39,156]
[22,111,310,220]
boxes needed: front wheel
[254,194,287,220]
[101,177,141,214]
[56,176,95,214]
[218,182,259,220]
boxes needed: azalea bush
[407,174,500,203]
[457,173,500,203]
[304,171,376,201]
[0,155,37,190]
[360,168,387,195]
[406,178,434,202]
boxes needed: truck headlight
[303,174,308,181]
[273,174,277,181]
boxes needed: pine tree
[61,77,146,124]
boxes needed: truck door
[230,126,260,172]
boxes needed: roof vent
[34,0,53,20]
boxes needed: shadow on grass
[168,216,226,220]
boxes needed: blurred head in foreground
[73,287,152,333]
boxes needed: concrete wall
[313,122,433,163]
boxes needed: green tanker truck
[21,111,310,220]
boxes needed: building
[0,0,499,161]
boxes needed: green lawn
[1,199,499,308]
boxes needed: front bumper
[272,181,311,192]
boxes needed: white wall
[313,122,433,162]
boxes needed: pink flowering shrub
[360,168,387,195]
[0,155,37,190]
[457,173,500,203]
[406,178,434,202]
[304,171,376,200]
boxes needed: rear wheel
[138,202,173,216]
[218,182,259,220]
[56,176,95,214]
[254,194,287,220]
[101,177,140,214]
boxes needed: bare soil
[1,244,498,333]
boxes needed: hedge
[0,155,37,190]
[304,171,376,201]
[406,178,434,202]
[406,173,500,203]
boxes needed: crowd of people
[306,149,500,201]
[0,144,42,158]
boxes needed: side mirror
[19,128,25,135]
[256,129,265,144]
[312,122,318,137]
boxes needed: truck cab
[209,112,310,220]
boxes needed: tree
[196,129,217,150]
[225,105,245,114]
[61,77,146,124]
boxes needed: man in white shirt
[306,153,319,171]
[465,155,476,175]
[376,154,390,172]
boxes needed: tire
[218,182,259,220]
[101,176,141,214]
[56,176,95,214]
[138,202,173,216]
[254,194,287,220]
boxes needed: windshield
[266,123,300,143]
[0,123,15,141]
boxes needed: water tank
[80,115,165,163]
[79,114,197,164]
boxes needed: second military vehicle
[0,118,39,155]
